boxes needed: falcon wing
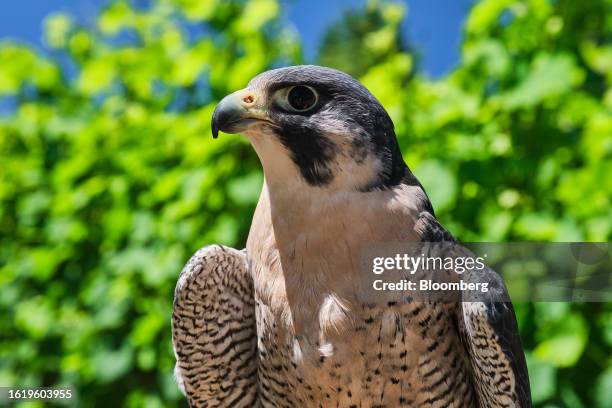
[415,211,532,408]
[459,295,532,408]
[172,245,258,407]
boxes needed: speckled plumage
[172,66,531,408]
[173,246,258,407]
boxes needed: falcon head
[211,65,408,191]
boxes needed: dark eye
[286,85,318,112]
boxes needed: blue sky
[0,0,472,78]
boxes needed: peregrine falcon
[172,65,531,407]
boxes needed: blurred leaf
[44,13,73,49]
[92,346,133,383]
[466,0,513,35]
[175,0,219,21]
[78,59,116,95]
[534,312,588,367]
[595,367,612,408]
[526,352,557,404]
[414,160,457,212]
[228,172,263,205]
[15,297,54,339]
[501,53,581,109]
[98,2,134,35]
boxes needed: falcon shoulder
[172,245,258,407]
[414,211,532,408]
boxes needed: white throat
[245,124,385,200]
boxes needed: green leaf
[526,352,557,404]
[595,368,612,408]
[176,0,219,21]
[534,312,588,367]
[413,160,457,212]
[466,0,513,34]
[98,2,134,35]
[227,172,263,205]
[92,346,133,383]
[77,59,116,95]
[44,13,73,49]
[15,297,54,339]
[501,53,582,109]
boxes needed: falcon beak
[211,89,273,138]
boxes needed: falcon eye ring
[285,85,318,112]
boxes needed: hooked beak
[211,89,273,138]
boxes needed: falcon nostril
[242,93,256,106]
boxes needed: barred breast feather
[172,245,258,407]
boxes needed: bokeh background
[0,0,611,406]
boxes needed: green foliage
[0,0,611,407]
[318,0,410,78]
